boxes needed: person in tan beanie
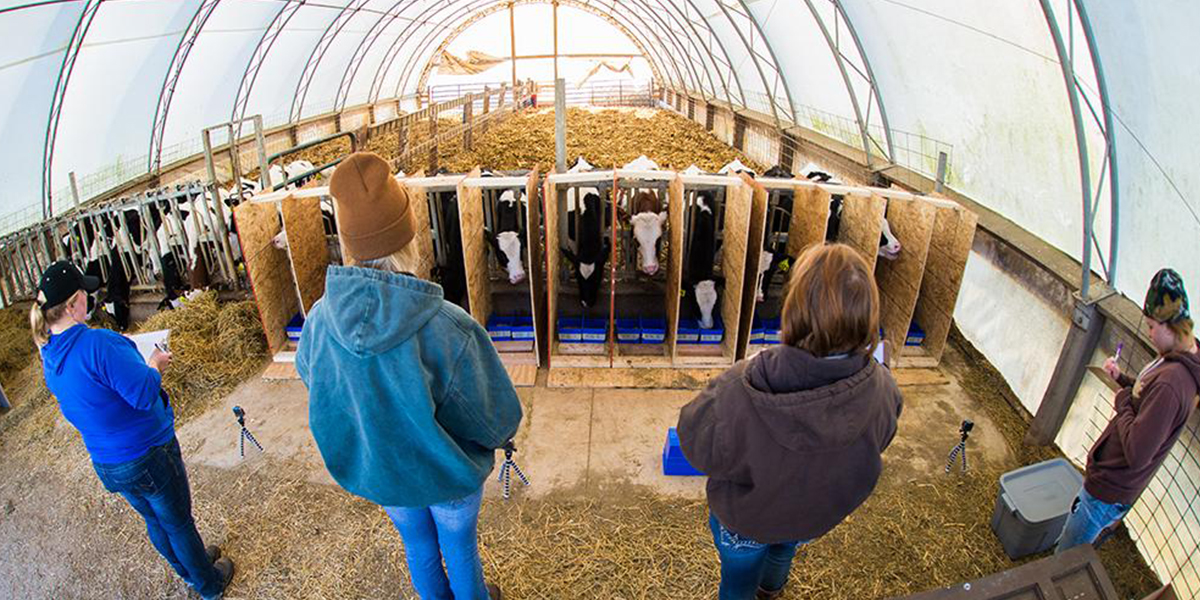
[297,152,522,600]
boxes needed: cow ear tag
[779,258,790,272]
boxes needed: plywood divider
[911,201,978,362]
[235,201,298,357]
[710,176,752,365]
[456,168,489,327]
[738,178,770,360]
[787,185,832,258]
[874,196,937,367]
[665,176,685,361]
[280,195,328,316]
[839,193,886,273]
[525,167,545,366]
[543,171,560,365]
[402,172,436,281]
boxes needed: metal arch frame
[148,0,222,174]
[728,0,797,124]
[801,0,878,165]
[599,0,721,102]
[290,0,373,123]
[332,0,446,113]
[407,0,668,97]
[704,0,787,126]
[656,0,743,109]
[828,0,896,164]
[230,1,305,140]
[41,0,102,219]
[1038,0,1119,302]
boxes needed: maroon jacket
[677,345,903,543]
[1086,345,1200,505]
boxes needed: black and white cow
[485,189,527,285]
[433,192,468,308]
[718,159,756,178]
[804,166,901,260]
[561,192,609,309]
[755,165,797,302]
[683,192,722,329]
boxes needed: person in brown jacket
[677,243,903,600]
[1056,267,1200,552]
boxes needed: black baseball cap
[38,260,100,309]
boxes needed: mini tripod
[945,419,974,474]
[233,405,264,458]
[496,441,529,499]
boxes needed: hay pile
[137,291,268,421]
[434,107,762,174]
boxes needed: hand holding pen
[149,341,173,373]
[1102,342,1123,382]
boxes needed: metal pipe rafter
[705,0,782,126]
[290,0,373,123]
[230,1,305,140]
[730,0,797,124]
[802,0,874,164]
[664,0,743,109]
[618,0,723,102]
[829,0,895,163]
[148,0,222,174]
[334,0,438,113]
[41,0,102,220]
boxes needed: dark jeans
[92,437,223,598]
[709,512,809,600]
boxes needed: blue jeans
[1055,487,1131,553]
[384,487,491,600]
[709,512,809,600]
[91,437,223,598]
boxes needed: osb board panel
[281,195,328,316]
[665,176,684,357]
[262,361,300,381]
[457,169,490,327]
[874,196,936,364]
[787,185,832,258]
[498,350,538,365]
[403,180,435,281]
[912,204,978,362]
[504,363,537,387]
[613,353,673,369]
[716,178,751,364]
[235,201,298,356]
[525,168,544,366]
[547,367,724,389]
[838,193,886,273]
[738,178,770,360]
[543,173,560,360]
[893,368,950,387]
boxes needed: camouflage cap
[1144,268,1192,337]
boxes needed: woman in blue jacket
[32,260,234,599]
[298,152,523,600]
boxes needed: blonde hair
[30,290,82,347]
[354,244,419,275]
[780,243,880,357]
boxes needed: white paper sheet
[126,329,171,363]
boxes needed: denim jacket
[297,266,522,507]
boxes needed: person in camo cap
[1056,268,1200,552]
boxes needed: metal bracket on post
[1026,292,1109,445]
[935,151,948,194]
[555,79,566,173]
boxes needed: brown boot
[486,582,503,600]
[756,586,783,599]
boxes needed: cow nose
[644,264,658,275]
[510,273,525,284]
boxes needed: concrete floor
[178,363,1014,502]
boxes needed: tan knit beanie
[329,152,416,261]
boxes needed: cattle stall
[611,168,679,368]
[403,172,469,310]
[235,189,332,363]
[457,169,545,376]
[543,169,617,367]
[738,176,878,360]
[673,172,752,367]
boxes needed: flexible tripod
[233,406,264,458]
[945,420,974,474]
[496,441,529,499]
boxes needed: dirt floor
[0,326,1163,599]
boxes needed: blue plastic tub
[286,313,305,342]
[640,317,666,344]
[510,316,535,341]
[663,427,703,476]
[698,316,724,344]
[558,317,584,342]
[906,321,926,346]
[677,318,700,344]
[581,317,608,343]
[616,318,641,343]
[486,315,513,341]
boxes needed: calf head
[496,231,525,284]
[693,279,720,329]
[629,191,665,275]
[756,249,773,302]
[878,216,901,260]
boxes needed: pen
[1115,342,1123,362]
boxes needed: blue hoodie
[297,266,523,508]
[41,324,174,464]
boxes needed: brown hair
[29,290,81,347]
[780,243,880,357]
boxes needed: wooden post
[464,96,474,150]
[509,2,518,92]
[428,107,439,174]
